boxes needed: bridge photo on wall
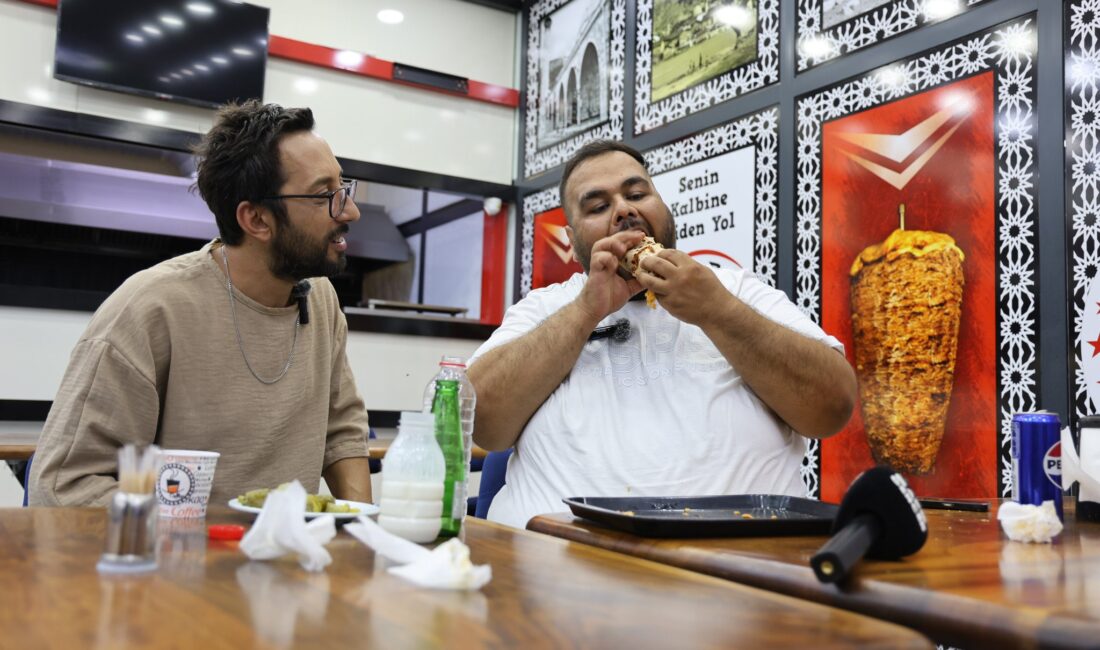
[524,0,625,178]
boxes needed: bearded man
[468,140,856,528]
[30,101,372,506]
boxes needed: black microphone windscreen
[833,466,927,559]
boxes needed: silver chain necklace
[221,246,299,384]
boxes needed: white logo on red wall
[1044,442,1061,489]
[1081,277,1100,410]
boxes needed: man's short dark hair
[193,100,315,245]
[558,140,648,222]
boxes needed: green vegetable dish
[237,487,360,514]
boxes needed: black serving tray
[562,495,839,538]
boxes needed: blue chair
[473,449,512,519]
[21,454,32,507]
[368,428,381,474]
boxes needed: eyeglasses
[261,179,357,219]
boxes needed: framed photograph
[523,0,626,179]
[1069,0,1100,422]
[795,16,1039,500]
[796,0,992,73]
[634,0,778,135]
[519,107,779,296]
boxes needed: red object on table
[207,524,245,541]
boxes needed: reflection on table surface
[528,501,1100,649]
[0,507,931,649]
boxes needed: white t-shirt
[469,267,844,529]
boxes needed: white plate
[228,497,379,519]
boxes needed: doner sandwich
[620,236,664,309]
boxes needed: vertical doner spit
[849,205,965,475]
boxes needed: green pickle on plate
[238,487,358,514]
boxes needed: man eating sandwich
[466,140,857,529]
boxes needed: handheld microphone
[291,280,311,325]
[810,466,928,584]
[588,318,631,343]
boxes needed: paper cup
[155,450,220,518]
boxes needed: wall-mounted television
[54,0,269,109]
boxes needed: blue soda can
[1011,412,1063,520]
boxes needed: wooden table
[367,438,487,461]
[0,507,930,649]
[528,502,1100,649]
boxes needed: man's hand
[577,230,646,321]
[635,249,729,327]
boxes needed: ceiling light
[186,2,215,15]
[170,72,183,80]
[210,55,229,65]
[193,63,210,72]
[27,87,50,103]
[159,14,185,28]
[181,69,195,76]
[143,109,168,123]
[377,9,404,25]
[294,78,318,94]
[334,50,364,68]
[125,33,145,43]
[232,47,254,57]
[158,75,171,83]
[141,24,162,36]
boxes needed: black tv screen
[54,0,269,109]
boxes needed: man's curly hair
[193,100,315,245]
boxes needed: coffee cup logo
[158,463,196,503]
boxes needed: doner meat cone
[850,228,965,475]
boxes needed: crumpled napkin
[998,500,1063,543]
[240,481,336,572]
[344,516,491,590]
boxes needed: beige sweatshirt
[29,241,370,507]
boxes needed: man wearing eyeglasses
[30,101,373,507]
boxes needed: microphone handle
[810,513,881,584]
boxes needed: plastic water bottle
[378,411,444,543]
[423,356,476,537]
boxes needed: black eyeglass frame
[260,179,358,219]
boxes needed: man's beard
[573,211,677,274]
[269,221,348,281]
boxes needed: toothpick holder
[97,491,158,574]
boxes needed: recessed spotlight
[193,63,210,72]
[27,87,50,103]
[181,68,195,76]
[186,2,215,16]
[231,47,254,57]
[377,9,404,25]
[334,50,363,68]
[923,0,961,20]
[800,36,834,59]
[125,33,145,43]
[143,109,168,123]
[170,72,183,80]
[141,24,162,36]
[159,14,185,27]
[158,75,171,83]
[294,78,319,94]
[210,55,229,65]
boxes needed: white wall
[423,212,486,319]
[0,0,517,184]
[0,306,484,412]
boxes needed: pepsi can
[1011,412,1063,520]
